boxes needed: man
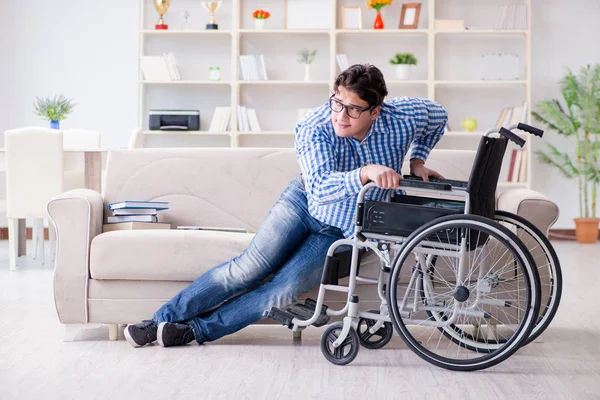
[124,64,448,348]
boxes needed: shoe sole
[157,322,167,347]
[124,325,144,348]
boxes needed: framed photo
[285,0,332,29]
[399,3,422,29]
[342,6,362,30]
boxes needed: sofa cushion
[90,230,253,281]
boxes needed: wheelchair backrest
[466,136,509,219]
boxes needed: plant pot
[374,11,384,29]
[254,19,266,29]
[574,218,600,243]
[50,120,60,129]
[395,65,411,80]
[303,64,311,81]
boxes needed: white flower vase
[254,19,266,29]
[395,64,411,80]
[304,64,311,81]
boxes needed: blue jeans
[153,176,345,344]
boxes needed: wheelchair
[266,123,562,372]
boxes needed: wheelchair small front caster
[357,310,393,350]
[320,322,359,366]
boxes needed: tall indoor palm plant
[533,64,600,243]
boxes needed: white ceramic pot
[395,64,411,80]
[254,19,266,29]
[304,64,311,81]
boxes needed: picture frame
[342,6,362,30]
[399,3,422,29]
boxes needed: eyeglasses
[329,95,374,119]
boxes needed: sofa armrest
[47,189,104,324]
[496,188,559,237]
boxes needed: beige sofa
[47,147,559,341]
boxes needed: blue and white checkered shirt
[295,96,448,239]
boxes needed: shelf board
[143,130,231,136]
[336,29,429,35]
[435,80,527,86]
[141,30,232,35]
[140,80,231,85]
[435,29,527,35]
[237,131,294,136]
[239,80,329,85]
[386,80,429,85]
[239,29,329,34]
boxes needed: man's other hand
[360,164,401,189]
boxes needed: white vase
[395,64,411,80]
[304,64,311,81]
[254,19,266,29]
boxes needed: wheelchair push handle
[516,123,544,137]
[499,127,526,148]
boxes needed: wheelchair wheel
[320,322,360,366]
[387,214,541,371]
[357,310,393,349]
[494,211,562,346]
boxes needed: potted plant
[389,52,418,80]
[297,48,317,81]
[252,9,270,29]
[366,0,393,29]
[533,64,600,243]
[33,94,75,130]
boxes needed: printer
[149,109,200,131]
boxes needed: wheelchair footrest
[264,298,330,329]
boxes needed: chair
[128,127,144,149]
[5,127,64,270]
[63,129,101,191]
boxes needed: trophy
[154,0,171,30]
[202,1,222,30]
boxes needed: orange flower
[366,0,393,11]
[253,9,270,19]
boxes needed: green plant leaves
[33,94,75,122]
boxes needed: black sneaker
[124,320,158,348]
[157,322,196,347]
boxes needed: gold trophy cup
[154,0,171,30]
[202,1,222,30]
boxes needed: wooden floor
[1,240,599,400]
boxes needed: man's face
[330,85,380,141]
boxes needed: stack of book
[507,149,528,183]
[141,53,181,81]
[239,54,268,80]
[104,200,171,232]
[494,4,527,30]
[237,106,262,132]
[494,102,528,128]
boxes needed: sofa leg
[293,330,302,340]
[109,324,119,341]
[64,323,102,342]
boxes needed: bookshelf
[137,0,532,189]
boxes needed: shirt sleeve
[295,124,363,206]
[409,98,448,162]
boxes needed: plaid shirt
[295,96,448,238]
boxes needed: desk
[0,148,110,255]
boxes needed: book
[141,56,172,81]
[176,226,249,233]
[112,208,158,216]
[103,222,171,232]
[108,201,169,210]
[107,215,158,223]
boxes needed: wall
[1,0,599,228]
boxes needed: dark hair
[333,64,388,107]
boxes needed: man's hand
[410,159,444,182]
[360,164,401,189]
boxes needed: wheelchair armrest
[399,179,452,191]
[403,174,468,189]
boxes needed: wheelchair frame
[266,123,559,371]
